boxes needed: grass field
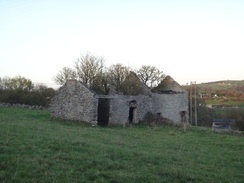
[197,80,244,91]
[205,100,244,109]
[0,107,243,183]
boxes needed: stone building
[50,74,188,126]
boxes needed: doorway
[97,98,110,126]
[180,111,187,123]
[129,100,137,123]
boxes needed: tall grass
[0,107,243,183]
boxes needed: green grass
[0,107,244,183]
[205,100,244,108]
[197,80,244,91]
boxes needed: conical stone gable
[153,75,186,93]
[121,71,151,95]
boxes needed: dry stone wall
[50,80,98,124]
[50,80,189,126]
[0,102,44,110]
[107,95,153,125]
[152,93,188,123]
[106,93,188,125]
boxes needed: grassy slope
[0,108,243,183]
[197,80,244,91]
[196,80,244,108]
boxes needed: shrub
[0,88,56,107]
[142,111,191,131]
[197,106,217,127]
[221,109,244,131]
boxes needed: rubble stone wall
[107,95,153,125]
[106,93,188,125]
[50,80,189,125]
[50,80,98,124]
[0,102,44,110]
[152,93,189,123]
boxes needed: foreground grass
[0,108,243,183]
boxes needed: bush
[142,112,191,131]
[0,76,57,107]
[0,89,56,107]
[142,111,172,126]
[197,106,217,127]
[221,109,244,131]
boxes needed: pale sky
[0,0,244,87]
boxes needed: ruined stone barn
[50,74,189,126]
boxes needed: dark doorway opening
[129,107,134,123]
[180,111,187,123]
[129,100,137,123]
[97,98,110,126]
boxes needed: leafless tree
[54,67,76,85]
[0,77,10,90]
[91,72,110,94]
[74,53,105,87]
[107,64,130,93]
[137,65,165,88]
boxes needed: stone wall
[107,95,153,125]
[50,80,98,124]
[50,80,189,126]
[0,102,44,110]
[152,93,189,123]
[102,92,188,125]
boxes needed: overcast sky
[0,0,243,87]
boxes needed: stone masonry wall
[50,80,188,125]
[50,80,98,124]
[108,95,153,125]
[107,92,188,125]
[0,102,44,110]
[153,92,189,123]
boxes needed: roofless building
[50,73,189,126]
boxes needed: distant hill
[183,80,244,107]
[197,80,244,93]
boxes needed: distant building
[212,119,235,130]
[199,93,210,98]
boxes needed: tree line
[0,76,56,107]
[0,53,165,106]
[54,52,165,95]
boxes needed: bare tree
[107,63,130,93]
[137,65,165,88]
[0,77,3,90]
[54,67,76,85]
[91,72,109,94]
[0,76,10,90]
[34,83,48,93]
[74,53,105,87]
